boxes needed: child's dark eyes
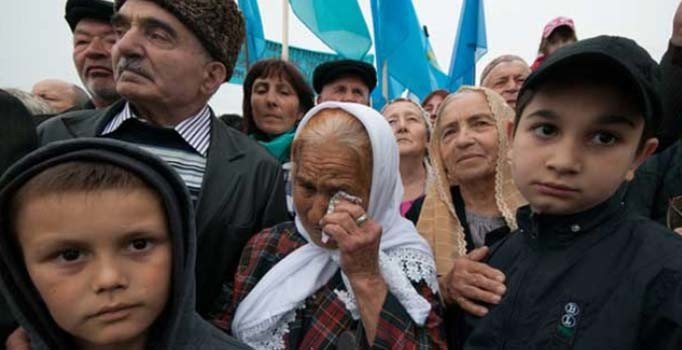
[532,124,557,138]
[591,131,618,145]
[128,238,155,253]
[58,248,83,263]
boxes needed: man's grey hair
[479,55,529,86]
[3,89,58,116]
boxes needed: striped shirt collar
[101,102,212,157]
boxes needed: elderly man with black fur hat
[38,0,289,318]
[313,59,377,105]
[65,0,120,109]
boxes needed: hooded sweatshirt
[0,138,249,349]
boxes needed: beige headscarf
[415,86,527,275]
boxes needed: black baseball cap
[65,0,114,32]
[312,59,377,94]
[519,35,662,128]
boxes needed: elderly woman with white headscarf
[211,102,446,349]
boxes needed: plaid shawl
[212,222,447,349]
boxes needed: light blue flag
[289,0,372,60]
[371,0,448,109]
[229,40,374,86]
[238,0,266,66]
[447,0,488,91]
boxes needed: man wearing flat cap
[65,0,120,109]
[313,59,377,105]
[38,0,289,317]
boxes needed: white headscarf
[231,102,439,349]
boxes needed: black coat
[656,42,682,152]
[37,100,289,316]
[625,139,682,225]
[609,42,682,226]
[462,194,682,349]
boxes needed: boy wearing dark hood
[0,139,248,349]
[462,36,682,349]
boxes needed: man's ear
[201,61,227,96]
[316,95,321,104]
[625,137,658,181]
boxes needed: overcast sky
[1,0,678,114]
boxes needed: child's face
[15,188,172,348]
[509,81,657,215]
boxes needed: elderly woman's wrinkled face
[251,73,302,135]
[384,101,428,158]
[293,141,371,249]
[439,91,499,184]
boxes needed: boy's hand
[5,327,30,350]
[442,247,507,317]
[672,0,682,46]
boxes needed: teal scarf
[250,129,295,163]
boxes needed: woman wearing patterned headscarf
[414,87,526,347]
[417,87,525,296]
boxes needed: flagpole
[381,61,389,101]
[281,0,290,61]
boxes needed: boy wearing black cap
[0,139,248,349]
[462,36,682,349]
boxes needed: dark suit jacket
[37,100,289,315]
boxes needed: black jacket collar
[516,189,626,249]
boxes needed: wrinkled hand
[442,247,506,317]
[674,227,682,235]
[672,0,682,46]
[5,327,30,350]
[321,201,382,281]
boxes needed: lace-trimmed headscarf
[231,101,439,349]
[416,86,527,275]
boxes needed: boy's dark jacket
[36,100,289,315]
[462,192,682,349]
[0,139,250,349]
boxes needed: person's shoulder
[245,221,306,254]
[38,108,98,130]
[624,216,682,266]
[210,117,280,167]
[37,104,115,144]
[174,314,252,350]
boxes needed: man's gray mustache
[116,58,151,79]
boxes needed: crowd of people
[1,0,682,349]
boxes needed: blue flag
[371,0,448,109]
[238,0,266,66]
[447,0,488,91]
[289,0,372,60]
[229,40,374,87]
